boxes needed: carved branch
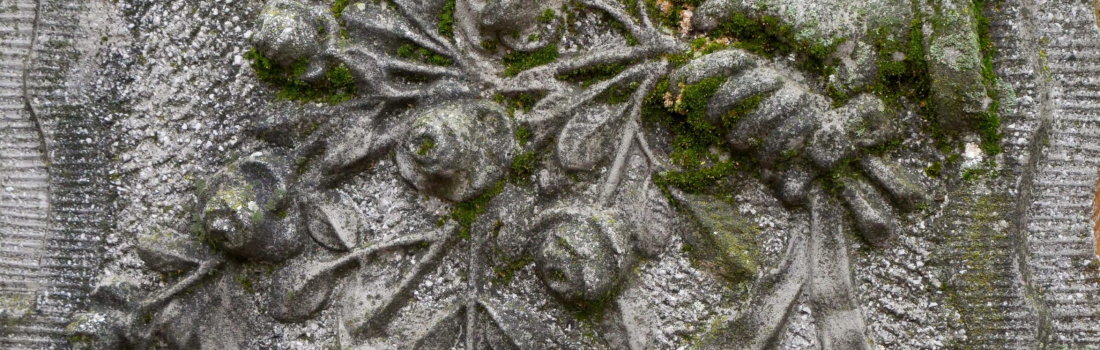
[520,61,662,149]
[136,256,225,316]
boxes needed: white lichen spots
[962,142,983,168]
[930,30,981,72]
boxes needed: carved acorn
[395,100,517,202]
[197,153,303,262]
[532,208,634,304]
[251,0,334,80]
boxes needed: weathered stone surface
[4,0,1100,348]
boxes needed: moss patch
[245,48,356,103]
[438,0,456,39]
[556,62,630,87]
[502,44,559,76]
[708,7,843,74]
[397,43,453,66]
[644,76,758,197]
[494,92,542,116]
[450,182,505,239]
[972,0,1003,155]
[510,151,539,183]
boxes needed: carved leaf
[135,229,209,274]
[269,260,338,322]
[633,179,675,257]
[557,104,621,171]
[305,193,361,251]
[669,189,760,283]
[479,299,564,350]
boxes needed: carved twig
[343,47,462,80]
[136,256,225,315]
[636,0,653,29]
[578,0,650,43]
[328,224,452,271]
[635,130,663,169]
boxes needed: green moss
[492,254,534,285]
[556,62,629,87]
[971,0,1003,156]
[332,0,351,18]
[961,160,998,182]
[597,81,640,104]
[515,126,532,146]
[673,76,727,142]
[494,92,542,116]
[939,194,1011,349]
[245,48,357,103]
[396,43,453,66]
[707,8,842,74]
[450,182,505,239]
[820,157,860,196]
[644,76,759,195]
[925,161,943,178]
[236,275,255,293]
[538,8,556,23]
[510,151,538,182]
[438,0,456,39]
[417,138,436,156]
[481,39,499,53]
[502,44,559,76]
[721,94,763,127]
[330,0,352,38]
[646,0,704,31]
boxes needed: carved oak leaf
[304,192,361,252]
[479,299,565,350]
[557,104,622,171]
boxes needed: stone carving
[66,0,1004,348]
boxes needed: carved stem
[635,130,663,169]
[636,0,653,29]
[578,0,650,44]
[599,71,661,206]
[328,224,454,271]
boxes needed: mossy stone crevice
[502,44,560,76]
[245,48,357,103]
